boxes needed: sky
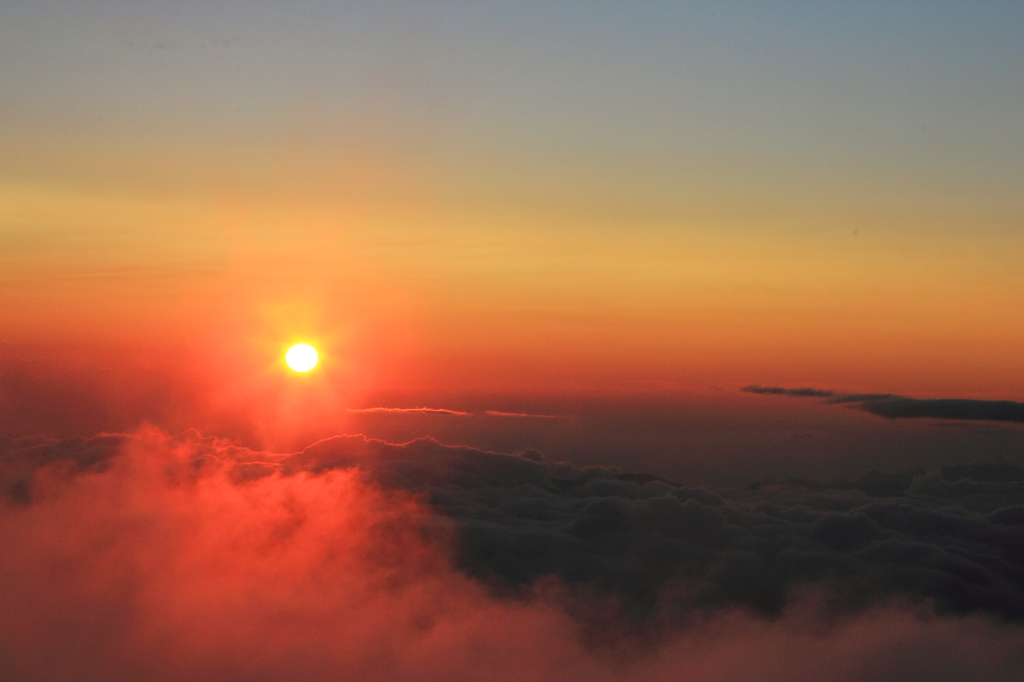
[2,3,1024,680]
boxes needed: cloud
[742,385,837,398]
[345,407,474,416]
[743,385,1024,423]
[274,435,1024,623]
[3,430,1024,680]
[862,397,1024,422]
[8,431,1024,620]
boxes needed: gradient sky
[2,1,1024,469]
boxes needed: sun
[285,343,319,372]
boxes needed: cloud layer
[284,433,1024,623]
[3,430,1024,681]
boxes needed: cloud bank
[3,430,1024,681]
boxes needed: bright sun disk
[285,343,319,372]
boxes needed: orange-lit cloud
[346,407,473,416]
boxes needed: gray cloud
[741,385,837,398]
[863,397,1024,422]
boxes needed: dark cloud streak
[863,397,1024,422]
[741,385,837,398]
[743,385,1024,423]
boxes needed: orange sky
[2,2,1024,447]
[3,176,1022,400]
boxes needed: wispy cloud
[345,407,473,416]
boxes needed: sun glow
[285,343,319,372]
